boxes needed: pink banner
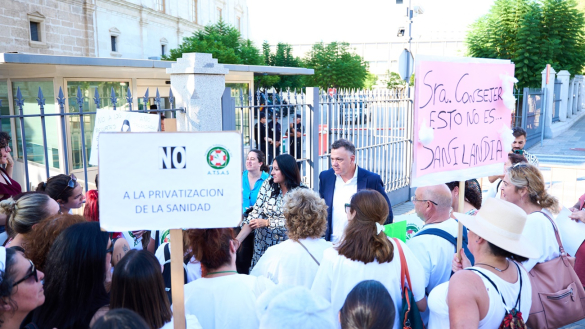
[412,59,515,187]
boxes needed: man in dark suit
[253,112,268,155]
[318,139,393,242]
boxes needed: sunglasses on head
[12,259,38,287]
[55,174,77,199]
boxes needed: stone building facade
[0,0,248,59]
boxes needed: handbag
[393,238,425,329]
[526,211,585,329]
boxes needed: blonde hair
[1,192,55,234]
[507,163,559,213]
[284,188,328,241]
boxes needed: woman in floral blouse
[236,154,305,270]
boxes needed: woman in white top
[184,228,275,329]
[110,249,202,329]
[485,153,528,200]
[428,198,538,328]
[251,188,332,288]
[500,163,560,271]
[311,189,427,328]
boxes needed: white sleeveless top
[428,263,532,329]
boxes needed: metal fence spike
[36,87,45,107]
[57,87,66,108]
[143,88,150,109]
[75,86,83,110]
[126,87,133,111]
[93,87,101,109]
[15,87,24,108]
[155,88,161,109]
[168,88,174,109]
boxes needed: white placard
[89,109,160,165]
[554,207,585,257]
[98,132,242,231]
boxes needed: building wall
[0,0,95,56]
[0,0,248,60]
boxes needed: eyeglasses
[411,197,438,206]
[55,174,77,200]
[12,259,38,287]
[345,203,351,214]
[512,162,529,169]
[513,149,525,155]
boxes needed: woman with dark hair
[430,198,536,328]
[110,250,201,329]
[36,174,85,214]
[311,190,426,328]
[0,132,21,236]
[184,228,274,329]
[446,179,482,216]
[28,222,111,329]
[236,154,305,270]
[2,192,60,248]
[0,246,45,329]
[340,280,396,329]
[92,309,149,329]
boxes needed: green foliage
[385,71,406,89]
[363,72,379,90]
[466,0,585,88]
[163,20,262,65]
[302,42,369,89]
[255,42,304,92]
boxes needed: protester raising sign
[88,109,160,166]
[411,56,516,187]
[98,131,242,231]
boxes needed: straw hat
[453,198,539,259]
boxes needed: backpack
[414,227,475,267]
[468,262,527,329]
[161,243,189,305]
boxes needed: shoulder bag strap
[297,240,320,266]
[535,211,565,254]
[468,268,507,307]
[414,228,457,251]
[393,238,412,290]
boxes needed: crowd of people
[0,128,582,329]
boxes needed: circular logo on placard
[406,224,420,241]
[207,146,230,170]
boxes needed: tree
[385,71,407,89]
[255,42,304,92]
[363,72,378,90]
[466,0,585,88]
[302,42,369,89]
[164,20,262,65]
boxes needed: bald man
[407,184,459,325]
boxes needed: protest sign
[98,131,242,231]
[555,207,585,257]
[411,56,515,187]
[88,109,160,165]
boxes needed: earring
[475,239,479,243]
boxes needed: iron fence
[0,86,183,191]
[233,87,413,193]
[553,80,562,122]
[521,88,546,149]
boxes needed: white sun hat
[453,198,539,259]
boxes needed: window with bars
[30,21,40,41]
[155,0,165,12]
[111,36,117,52]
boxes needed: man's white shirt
[331,166,358,244]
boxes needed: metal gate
[553,80,562,123]
[521,88,546,149]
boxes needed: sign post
[98,130,242,329]
[411,56,515,256]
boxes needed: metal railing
[0,86,184,192]
[233,87,413,193]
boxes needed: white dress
[428,264,532,329]
[521,210,561,272]
[251,237,332,288]
[311,239,426,329]
[184,274,275,329]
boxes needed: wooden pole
[165,122,186,329]
[456,180,465,261]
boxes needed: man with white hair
[407,184,462,325]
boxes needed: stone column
[568,78,575,118]
[542,66,556,139]
[578,76,585,112]
[556,70,570,121]
[166,53,229,132]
